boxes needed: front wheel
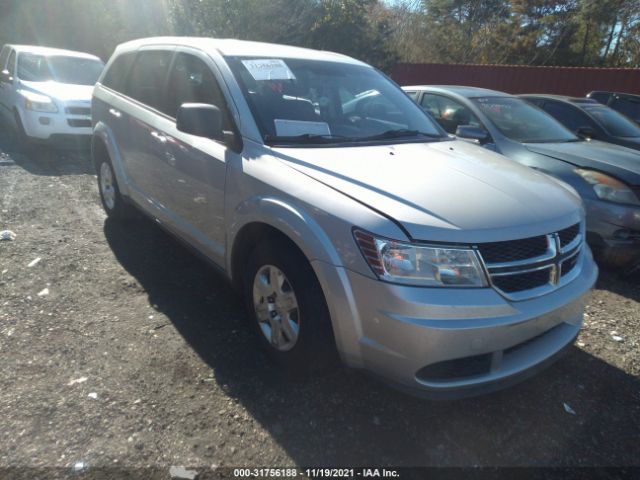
[243,241,338,374]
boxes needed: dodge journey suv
[92,38,597,398]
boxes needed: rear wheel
[243,240,338,374]
[96,155,135,220]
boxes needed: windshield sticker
[274,119,330,137]
[241,59,296,81]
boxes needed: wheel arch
[92,122,130,197]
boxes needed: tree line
[0,0,638,72]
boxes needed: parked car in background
[520,95,640,151]
[92,38,597,398]
[587,91,640,126]
[403,85,640,267]
[0,44,104,147]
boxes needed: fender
[227,195,344,275]
[92,121,131,197]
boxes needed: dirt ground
[0,127,639,478]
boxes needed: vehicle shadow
[0,122,94,176]
[103,216,640,467]
[596,267,640,302]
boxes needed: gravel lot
[0,127,639,478]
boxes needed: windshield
[225,56,443,145]
[472,96,578,143]
[17,53,104,85]
[583,105,640,138]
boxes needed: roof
[4,44,101,61]
[519,94,598,104]
[402,85,508,98]
[114,37,365,66]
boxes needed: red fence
[391,63,640,97]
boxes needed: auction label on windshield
[242,59,296,81]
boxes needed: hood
[272,140,582,243]
[20,80,94,103]
[524,139,640,185]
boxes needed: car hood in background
[20,80,94,102]
[273,140,582,243]
[524,139,640,185]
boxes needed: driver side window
[420,93,481,134]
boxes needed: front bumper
[18,106,92,140]
[584,197,640,266]
[312,246,598,399]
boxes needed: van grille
[67,119,91,128]
[65,106,91,115]
[478,222,582,300]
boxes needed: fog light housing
[38,117,51,125]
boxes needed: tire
[243,240,338,375]
[96,155,135,220]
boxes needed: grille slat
[477,236,548,264]
[492,268,551,293]
[67,119,91,128]
[558,224,580,248]
[65,106,91,115]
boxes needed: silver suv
[92,37,598,398]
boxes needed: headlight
[19,91,58,113]
[575,169,639,205]
[354,230,488,287]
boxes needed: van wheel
[96,157,134,219]
[243,240,337,375]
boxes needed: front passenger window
[164,52,232,130]
[421,93,481,134]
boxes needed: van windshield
[17,53,104,86]
[225,56,444,145]
[472,96,579,143]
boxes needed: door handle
[108,108,121,118]
[150,131,167,143]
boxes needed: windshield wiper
[264,133,350,144]
[357,129,441,141]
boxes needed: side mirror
[0,70,12,84]
[576,126,596,139]
[456,125,490,144]
[176,103,223,140]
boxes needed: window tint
[101,52,136,92]
[0,47,9,70]
[7,50,15,76]
[164,52,231,129]
[614,98,640,122]
[124,50,172,111]
[583,105,640,138]
[421,93,482,134]
[472,96,577,143]
[542,102,593,132]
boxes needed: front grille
[478,222,583,299]
[558,223,580,248]
[67,119,91,128]
[492,268,551,293]
[65,106,91,115]
[477,235,548,264]
[561,253,579,277]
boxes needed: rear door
[118,48,174,206]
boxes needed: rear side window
[123,50,173,111]
[163,52,232,130]
[101,52,135,92]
